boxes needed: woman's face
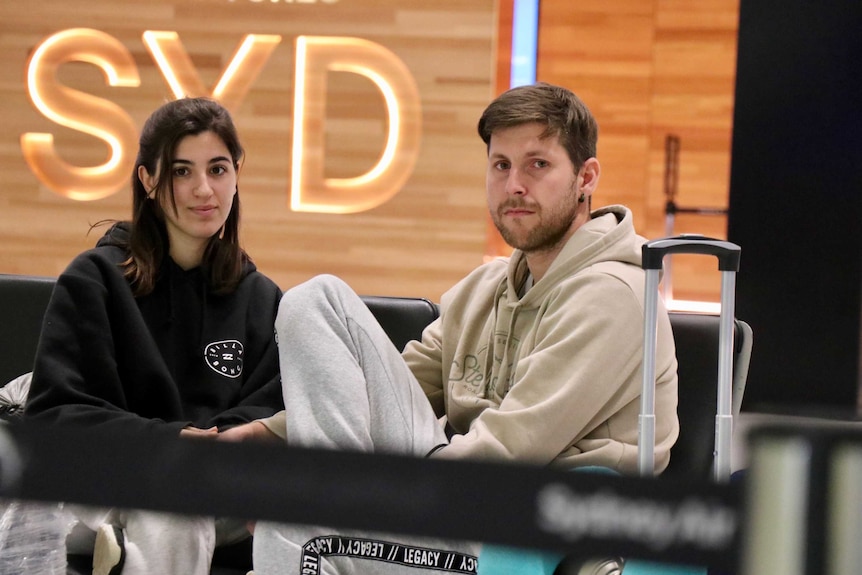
[139,130,238,269]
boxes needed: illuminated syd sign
[21,28,421,213]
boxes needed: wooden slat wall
[0,0,738,303]
[531,0,740,302]
[648,0,740,302]
[0,0,497,301]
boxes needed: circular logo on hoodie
[204,340,244,378]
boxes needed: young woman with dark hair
[25,97,284,575]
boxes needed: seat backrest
[360,295,439,351]
[0,274,56,385]
[664,312,753,479]
[0,276,439,385]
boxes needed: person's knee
[277,274,351,325]
[285,274,349,303]
[307,274,350,296]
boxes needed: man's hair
[477,82,598,169]
[126,97,247,296]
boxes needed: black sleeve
[24,253,186,439]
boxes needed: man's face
[486,122,581,253]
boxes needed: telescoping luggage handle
[639,235,741,482]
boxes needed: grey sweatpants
[66,506,250,575]
[253,275,479,575]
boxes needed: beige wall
[0,0,738,303]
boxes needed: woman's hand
[217,420,281,443]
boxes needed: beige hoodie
[404,205,679,474]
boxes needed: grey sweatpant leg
[253,275,478,575]
[276,274,446,454]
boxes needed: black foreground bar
[0,421,742,572]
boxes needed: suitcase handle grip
[642,234,741,272]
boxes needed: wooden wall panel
[0,0,739,304]
[0,0,497,302]
[533,0,739,303]
[647,0,740,302]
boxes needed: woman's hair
[125,97,246,296]
[477,82,598,170]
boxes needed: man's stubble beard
[493,189,580,254]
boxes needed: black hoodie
[25,223,284,439]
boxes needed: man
[226,82,679,574]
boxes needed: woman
[25,97,284,575]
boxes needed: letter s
[21,28,140,201]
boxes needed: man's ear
[579,157,601,199]
[138,165,156,198]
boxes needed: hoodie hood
[96,221,131,249]
[505,205,643,307]
[96,221,257,278]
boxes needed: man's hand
[217,420,282,443]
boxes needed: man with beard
[225,82,679,575]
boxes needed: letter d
[291,36,421,213]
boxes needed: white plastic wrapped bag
[0,499,72,574]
